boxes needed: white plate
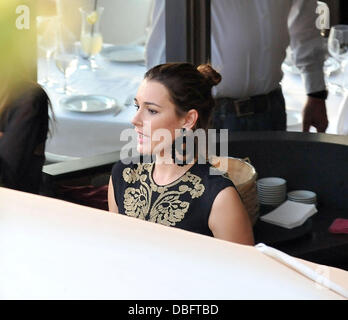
[259,199,286,205]
[289,199,317,204]
[259,200,285,206]
[258,189,286,194]
[258,194,286,198]
[258,193,286,198]
[288,196,317,202]
[257,186,287,191]
[259,200,285,204]
[100,45,145,62]
[258,193,287,198]
[257,185,287,189]
[60,95,121,113]
[259,196,285,201]
[257,177,287,187]
[287,190,317,200]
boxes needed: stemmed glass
[36,16,58,87]
[54,27,79,95]
[79,7,104,71]
[328,25,348,94]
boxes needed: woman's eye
[134,104,157,114]
[148,109,158,115]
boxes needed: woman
[108,63,254,245]
[0,2,51,194]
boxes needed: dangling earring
[171,128,187,166]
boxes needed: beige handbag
[210,156,259,226]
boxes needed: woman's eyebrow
[145,102,162,108]
[135,98,162,108]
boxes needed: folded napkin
[329,218,348,234]
[255,243,348,299]
[260,200,317,229]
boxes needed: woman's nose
[131,108,142,127]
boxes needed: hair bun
[197,64,222,87]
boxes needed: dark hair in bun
[144,62,222,131]
[197,64,222,87]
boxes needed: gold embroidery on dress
[122,163,205,226]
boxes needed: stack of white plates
[257,177,287,207]
[287,190,317,205]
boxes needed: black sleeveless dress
[111,160,236,237]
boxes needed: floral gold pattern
[122,163,205,226]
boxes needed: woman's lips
[136,130,149,144]
[138,133,144,144]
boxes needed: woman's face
[132,79,185,156]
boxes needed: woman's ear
[183,109,199,130]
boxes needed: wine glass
[79,7,104,71]
[328,25,348,94]
[36,16,58,87]
[54,28,79,95]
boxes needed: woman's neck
[153,157,195,186]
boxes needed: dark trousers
[212,88,287,131]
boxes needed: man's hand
[0,131,3,138]
[302,97,328,132]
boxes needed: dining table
[39,47,348,162]
[1,186,347,299]
[40,44,146,162]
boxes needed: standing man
[145,0,328,132]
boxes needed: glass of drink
[54,28,79,95]
[79,7,104,71]
[37,16,58,87]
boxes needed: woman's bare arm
[208,187,254,245]
[108,176,119,213]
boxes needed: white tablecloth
[41,54,143,159]
[1,187,347,299]
[41,55,347,160]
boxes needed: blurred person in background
[146,0,328,133]
[0,0,51,193]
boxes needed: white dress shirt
[145,0,326,98]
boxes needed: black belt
[216,88,281,117]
